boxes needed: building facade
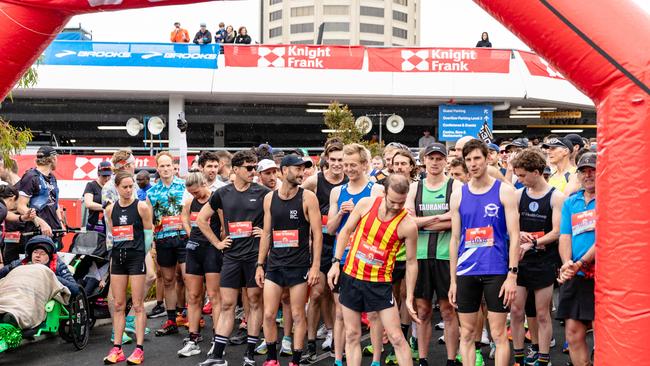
[262,0,420,46]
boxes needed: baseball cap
[543,166,552,175]
[257,159,278,172]
[487,143,500,152]
[565,134,585,149]
[423,142,447,157]
[36,146,57,158]
[98,161,112,176]
[542,137,572,150]
[281,155,313,169]
[577,152,597,171]
[200,22,207,27]
[506,138,529,150]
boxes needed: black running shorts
[110,248,146,275]
[339,274,395,313]
[415,259,451,301]
[456,275,508,313]
[556,276,594,322]
[266,267,310,288]
[220,258,257,289]
[185,241,223,275]
[155,236,187,267]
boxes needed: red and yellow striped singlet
[343,197,408,282]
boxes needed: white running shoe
[178,340,201,358]
[480,328,490,345]
[280,336,293,356]
[322,331,333,351]
[434,321,445,330]
[316,324,329,340]
[437,335,445,344]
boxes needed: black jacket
[476,40,492,48]
[234,34,251,44]
[193,30,213,44]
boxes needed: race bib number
[571,210,595,235]
[272,230,299,248]
[112,225,134,242]
[4,232,20,244]
[161,216,183,231]
[531,231,545,239]
[321,215,328,234]
[354,242,387,267]
[228,221,253,239]
[190,212,199,228]
[464,226,494,248]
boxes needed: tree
[323,102,383,157]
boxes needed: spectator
[234,26,252,44]
[418,129,435,148]
[193,23,212,45]
[135,170,152,201]
[224,25,237,43]
[170,22,190,43]
[476,31,492,47]
[214,22,227,43]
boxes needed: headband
[114,154,135,169]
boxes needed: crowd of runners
[0,127,597,366]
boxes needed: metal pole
[379,112,383,144]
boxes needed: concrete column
[168,94,185,155]
[214,123,225,147]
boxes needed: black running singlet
[189,197,222,246]
[519,187,559,263]
[316,172,348,247]
[267,188,311,270]
[111,200,144,251]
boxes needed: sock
[136,344,143,351]
[532,343,539,352]
[401,324,410,340]
[212,334,229,359]
[176,307,184,316]
[474,341,482,350]
[307,339,316,353]
[156,300,163,306]
[446,360,456,366]
[514,348,525,365]
[190,332,200,342]
[371,362,380,366]
[292,349,302,365]
[334,360,343,366]
[167,310,176,322]
[113,344,122,350]
[247,335,260,358]
[537,353,550,365]
[419,358,428,366]
[267,342,278,361]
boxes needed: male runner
[255,155,322,366]
[406,143,463,366]
[197,150,270,366]
[257,159,280,191]
[146,151,188,336]
[326,143,383,366]
[510,150,565,366]
[542,137,576,193]
[448,139,520,366]
[454,136,509,184]
[327,174,419,366]
[301,141,347,362]
[448,158,469,184]
[556,153,596,366]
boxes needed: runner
[448,139,520,366]
[255,155,322,366]
[327,174,420,366]
[103,171,154,365]
[257,159,280,191]
[542,137,576,193]
[177,172,224,358]
[405,143,463,366]
[301,141,347,363]
[509,150,565,366]
[197,150,269,366]
[326,144,383,366]
[556,153,596,366]
[84,161,112,233]
[146,151,188,337]
[454,136,509,184]
[448,158,470,184]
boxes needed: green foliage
[0,119,33,169]
[323,102,384,157]
[6,57,41,103]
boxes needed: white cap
[257,159,278,172]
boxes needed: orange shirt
[170,28,190,43]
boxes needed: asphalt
[0,303,591,366]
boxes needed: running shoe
[321,331,333,352]
[550,337,556,348]
[385,351,397,365]
[280,336,293,356]
[111,331,133,344]
[235,306,245,321]
[124,316,151,336]
[316,324,328,340]
[203,301,213,315]
[435,321,445,330]
[176,312,189,328]
[230,328,248,345]
[524,346,538,365]
[276,309,283,324]
[243,355,256,366]
[126,348,144,365]
[480,328,490,345]
[178,340,201,358]
[438,335,445,344]
[155,320,179,336]
[361,313,370,328]
[488,342,496,360]
[104,346,126,364]
[475,349,485,366]
[371,362,380,366]
[183,334,204,343]
[289,362,299,366]
[254,340,268,355]
[147,302,166,319]
[300,348,317,364]
[362,344,374,356]
[199,357,228,366]
[200,317,206,328]
[263,361,279,366]
[207,342,215,357]
[409,336,419,360]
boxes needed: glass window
[360,23,384,34]
[269,26,282,38]
[323,5,349,15]
[270,0,282,5]
[291,6,314,17]
[290,23,314,34]
[393,27,407,39]
[291,39,313,44]
[360,40,384,46]
[269,10,282,22]
[322,39,350,45]
[393,10,408,22]
[323,22,350,32]
[393,0,407,5]
[360,6,384,17]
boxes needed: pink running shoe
[263,360,280,366]
[104,346,126,364]
[126,347,144,365]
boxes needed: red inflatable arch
[0,0,649,364]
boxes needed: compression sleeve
[179,131,188,178]
[144,229,153,253]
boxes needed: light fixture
[321,129,339,133]
[516,107,557,111]
[94,149,118,154]
[97,126,127,130]
[509,115,541,119]
[143,139,170,143]
[493,129,523,134]
[306,109,329,113]
[527,124,597,129]
[307,103,330,106]
[551,129,584,133]
[69,139,76,143]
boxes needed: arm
[326,186,343,235]
[178,131,189,178]
[305,191,323,286]
[537,190,566,247]
[405,181,436,228]
[488,165,512,186]
[56,259,79,297]
[563,173,581,196]
[0,259,21,279]
[301,174,317,192]
[447,189,461,306]
[255,193,274,287]
[500,183,520,307]
[400,216,420,323]
[198,195,230,250]
[84,192,103,212]
[181,197,192,235]
[183,30,190,42]
[138,201,154,252]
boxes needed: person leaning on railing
[170,21,190,43]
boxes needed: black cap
[543,166,552,175]
[280,155,313,169]
[577,152,597,171]
[423,142,447,157]
[98,161,112,176]
[565,134,585,149]
[542,137,572,150]
[506,138,529,150]
[25,235,56,261]
[36,146,57,158]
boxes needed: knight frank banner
[367,47,511,73]
[224,45,364,70]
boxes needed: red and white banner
[367,48,511,73]
[518,51,565,79]
[225,45,364,70]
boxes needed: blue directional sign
[438,104,493,142]
[43,41,220,69]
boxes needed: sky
[67,0,650,50]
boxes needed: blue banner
[438,104,493,142]
[43,41,220,69]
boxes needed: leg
[282,288,293,337]
[212,287,239,359]
[458,312,478,366]
[176,263,186,311]
[159,265,178,317]
[565,320,591,366]
[185,273,205,335]
[378,304,411,366]
[487,311,509,366]
[341,306,363,366]
[439,298,460,361]
[205,273,222,331]
[307,273,325,341]
[110,274,129,346]
[368,311,383,363]
[509,286,528,363]
[333,293,345,362]
[415,298,433,359]
[262,280,283,344]
[289,282,309,351]
[246,286,264,337]
[155,264,165,303]
[533,286,554,361]
[129,274,147,345]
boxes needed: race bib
[190,212,199,228]
[272,230,299,248]
[464,226,494,248]
[4,232,20,244]
[321,215,328,234]
[161,215,183,231]
[571,210,595,235]
[530,231,545,239]
[354,241,387,267]
[228,221,253,239]
[112,225,134,242]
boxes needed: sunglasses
[237,165,256,172]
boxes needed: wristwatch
[531,238,538,248]
[508,267,519,274]
[331,257,341,264]
[256,262,264,268]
